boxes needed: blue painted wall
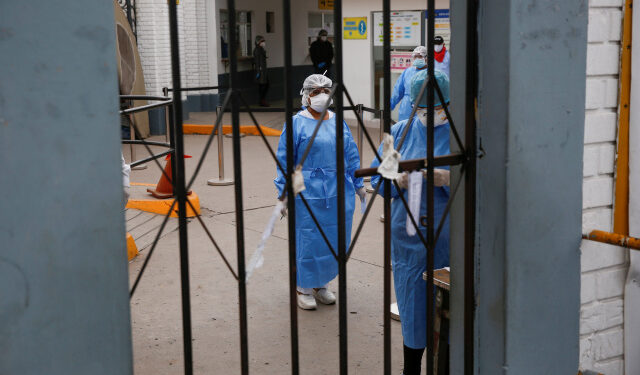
[449,0,586,373]
[0,2,133,374]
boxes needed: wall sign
[373,11,422,47]
[318,0,333,10]
[425,9,451,46]
[343,17,367,39]
[391,52,414,72]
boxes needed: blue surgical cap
[410,69,450,108]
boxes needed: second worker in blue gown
[371,69,451,375]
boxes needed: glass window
[220,10,253,58]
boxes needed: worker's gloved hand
[318,62,326,69]
[356,187,367,200]
[422,169,450,187]
[396,172,409,189]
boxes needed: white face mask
[415,107,448,126]
[260,41,266,48]
[434,44,444,53]
[321,36,327,41]
[309,93,332,112]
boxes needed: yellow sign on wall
[318,0,333,10]
[343,17,367,39]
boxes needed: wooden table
[424,268,450,375]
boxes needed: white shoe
[297,293,317,310]
[313,288,336,305]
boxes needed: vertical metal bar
[333,1,348,374]
[426,0,436,374]
[217,106,225,180]
[379,109,384,143]
[282,0,299,373]
[167,1,193,374]
[129,107,136,164]
[382,0,392,373]
[125,0,133,33]
[167,95,177,192]
[163,87,170,143]
[464,0,478,373]
[227,1,250,374]
[356,104,364,163]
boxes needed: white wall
[580,0,629,373]
[137,0,449,104]
[136,0,212,97]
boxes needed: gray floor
[123,110,416,374]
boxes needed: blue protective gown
[370,117,450,349]
[391,66,427,122]
[275,112,364,288]
[435,50,451,78]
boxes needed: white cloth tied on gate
[376,133,402,180]
[246,200,285,283]
[406,171,423,236]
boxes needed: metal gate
[122,0,477,374]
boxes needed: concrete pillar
[0,2,133,374]
[449,0,587,373]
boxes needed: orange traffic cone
[147,154,193,199]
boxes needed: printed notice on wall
[391,52,414,72]
[425,9,451,46]
[373,11,422,47]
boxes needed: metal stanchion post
[207,106,234,186]
[224,107,245,138]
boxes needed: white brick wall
[135,0,212,98]
[581,0,630,373]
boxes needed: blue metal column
[449,0,587,373]
[0,1,133,374]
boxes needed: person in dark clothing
[309,29,333,76]
[253,35,269,106]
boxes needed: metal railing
[124,0,479,374]
[119,95,173,169]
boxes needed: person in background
[309,29,334,76]
[433,36,450,77]
[370,69,451,375]
[391,46,428,122]
[274,74,366,310]
[253,35,269,107]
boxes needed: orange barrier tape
[583,230,640,250]
[183,124,281,136]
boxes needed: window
[266,11,275,33]
[220,10,253,58]
[307,12,333,45]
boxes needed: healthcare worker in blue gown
[370,69,451,375]
[391,46,428,122]
[274,74,366,310]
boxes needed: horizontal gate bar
[353,153,466,178]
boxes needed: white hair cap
[300,74,333,107]
[412,46,427,58]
